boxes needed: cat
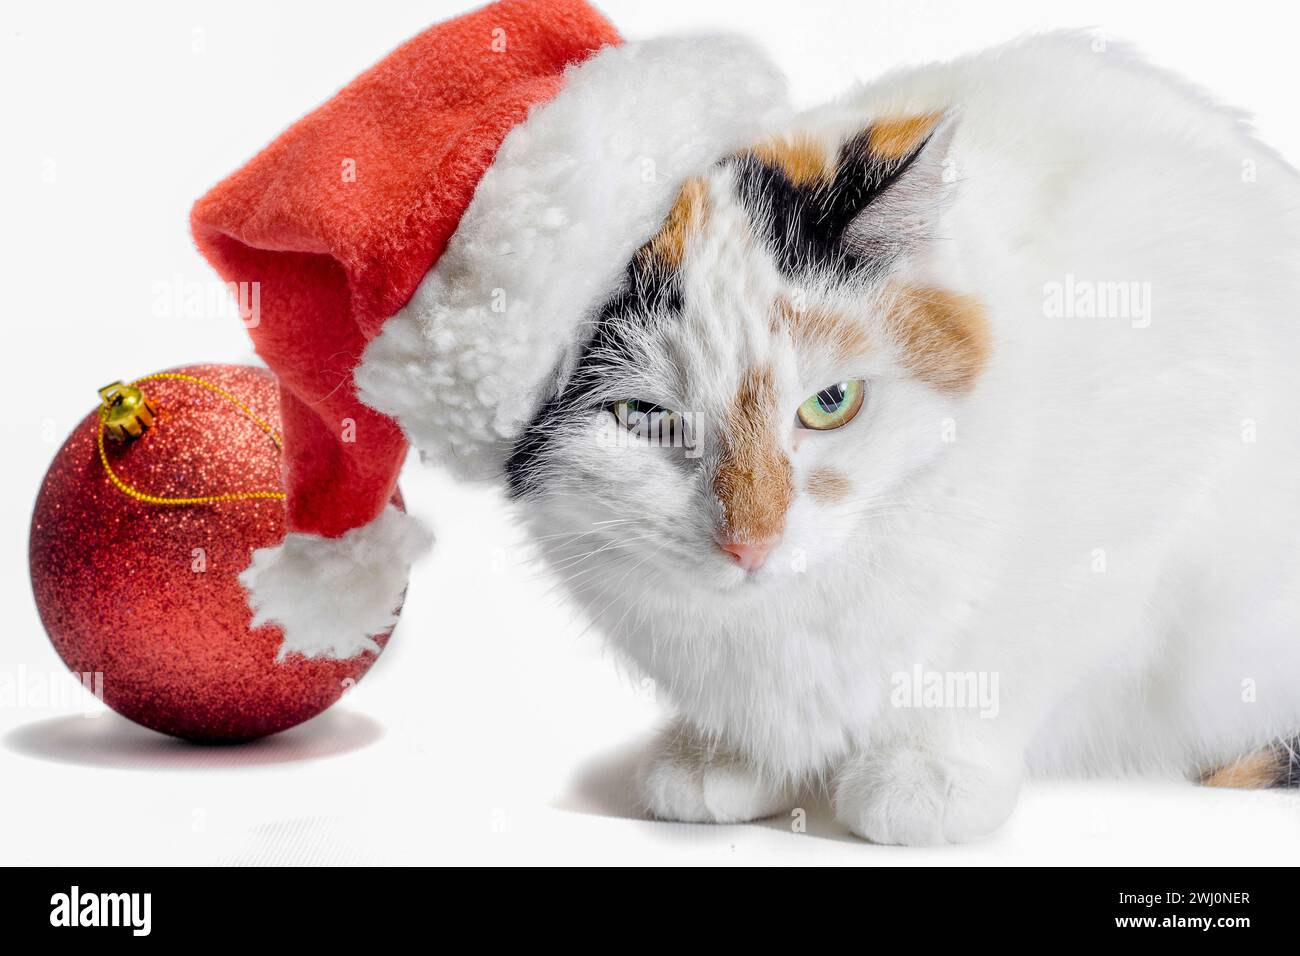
[504,32,1300,845]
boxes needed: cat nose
[720,538,777,572]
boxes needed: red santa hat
[192,0,788,659]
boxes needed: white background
[4,0,1299,865]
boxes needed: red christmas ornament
[28,363,397,742]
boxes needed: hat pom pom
[240,505,432,660]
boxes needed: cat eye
[796,380,865,430]
[613,399,689,446]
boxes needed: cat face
[507,113,989,594]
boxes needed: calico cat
[503,33,1300,844]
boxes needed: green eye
[613,400,688,445]
[614,399,665,429]
[796,380,865,430]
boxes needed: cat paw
[832,745,1020,846]
[637,728,789,824]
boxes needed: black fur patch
[728,127,933,279]
[504,257,682,498]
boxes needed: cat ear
[832,110,958,262]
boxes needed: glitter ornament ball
[29,364,397,742]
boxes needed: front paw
[832,745,1020,846]
[637,724,790,824]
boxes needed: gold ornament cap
[98,381,156,442]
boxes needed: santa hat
[192,0,788,659]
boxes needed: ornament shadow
[553,736,861,844]
[3,708,383,770]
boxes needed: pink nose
[720,538,776,572]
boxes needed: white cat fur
[517,32,1300,845]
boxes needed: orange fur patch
[867,111,944,161]
[885,284,990,393]
[1200,749,1286,789]
[747,133,833,186]
[771,296,871,361]
[807,467,852,503]
[714,365,793,542]
[637,177,709,271]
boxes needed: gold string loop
[97,372,286,506]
